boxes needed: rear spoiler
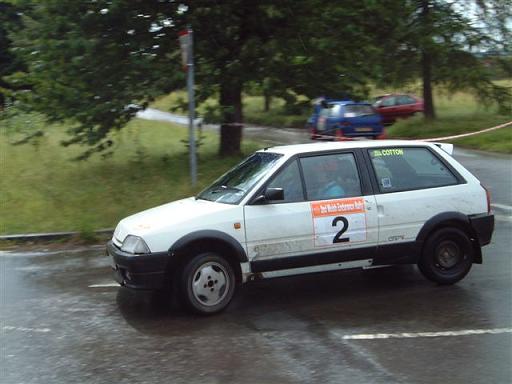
[433,142,454,156]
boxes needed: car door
[377,96,397,122]
[244,151,379,270]
[243,159,312,262]
[396,95,415,118]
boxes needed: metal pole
[187,27,197,186]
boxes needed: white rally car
[107,140,494,314]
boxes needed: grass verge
[386,104,512,153]
[0,114,262,235]
[451,127,512,153]
[152,92,309,128]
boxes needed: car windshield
[344,104,376,117]
[197,152,283,204]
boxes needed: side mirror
[265,187,284,201]
[252,187,284,204]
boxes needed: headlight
[120,235,150,254]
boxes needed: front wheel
[418,228,474,285]
[180,252,236,315]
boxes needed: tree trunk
[219,81,243,156]
[421,0,436,120]
[421,49,436,120]
[264,91,271,112]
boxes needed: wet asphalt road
[1,144,511,383]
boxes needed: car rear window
[344,105,375,118]
[368,147,459,192]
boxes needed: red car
[373,94,424,125]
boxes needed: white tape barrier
[311,120,512,142]
[423,120,512,142]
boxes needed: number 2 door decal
[332,216,349,243]
[311,197,367,247]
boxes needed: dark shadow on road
[115,265,494,338]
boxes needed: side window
[301,153,362,201]
[368,147,458,192]
[267,160,304,203]
[381,97,396,107]
[329,104,342,117]
[397,95,415,105]
[405,96,416,104]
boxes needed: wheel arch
[169,230,247,283]
[416,212,482,264]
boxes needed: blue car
[311,100,385,140]
[306,98,348,131]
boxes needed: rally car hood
[113,197,238,245]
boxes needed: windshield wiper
[209,185,244,194]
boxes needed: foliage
[4,0,511,158]
[374,0,512,117]
[8,0,184,158]
[0,1,26,104]
[6,0,390,157]
[0,109,261,234]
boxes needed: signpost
[179,27,197,186]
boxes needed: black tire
[418,227,473,285]
[179,252,236,315]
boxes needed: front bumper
[469,213,494,246]
[106,241,170,290]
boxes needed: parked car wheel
[418,228,473,285]
[180,252,236,315]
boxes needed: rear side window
[368,147,458,192]
[344,105,375,117]
[320,104,343,117]
[300,153,362,201]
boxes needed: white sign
[179,30,189,69]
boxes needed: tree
[0,1,26,106]
[374,0,512,119]
[9,0,384,157]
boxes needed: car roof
[328,101,371,106]
[376,93,417,98]
[259,140,438,156]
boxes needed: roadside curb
[0,229,114,242]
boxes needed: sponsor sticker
[371,148,404,157]
[311,197,367,247]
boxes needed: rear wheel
[180,252,236,315]
[418,228,473,285]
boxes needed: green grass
[451,127,512,153]
[243,95,309,128]
[0,114,262,235]
[385,88,512,153]
[152,92,309,128]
